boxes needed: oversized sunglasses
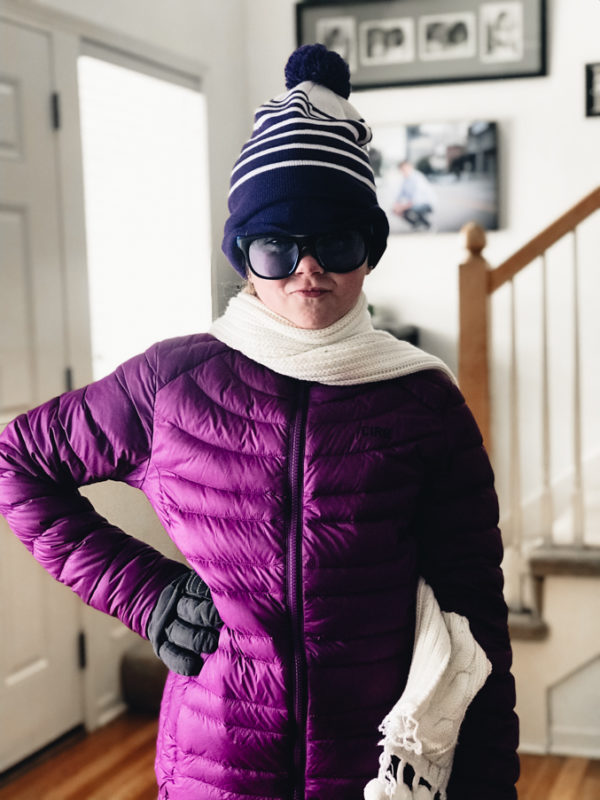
[236,229,370,280]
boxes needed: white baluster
[509,278,524,607]
[571,228,585,545]
[540,253,553,543]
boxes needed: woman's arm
[417,381,519,800]
[0,346,187,637]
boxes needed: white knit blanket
[210,291,455,386]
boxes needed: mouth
[292,286,331,297]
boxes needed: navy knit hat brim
[223,171,389,276]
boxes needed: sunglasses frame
[236,228,371,280]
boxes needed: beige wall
[513,576,600,753]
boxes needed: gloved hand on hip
[147,570,223,675]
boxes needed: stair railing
[459,187,600,609]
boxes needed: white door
[0,19,83,771]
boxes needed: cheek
[249,278,288,309]
[339,268,368,298]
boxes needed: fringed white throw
[363,580,492,800]
[210,291,455,386]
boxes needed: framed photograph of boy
[368,119,500,234]
[296,0,547,89]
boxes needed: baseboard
[549,742,600,759]
[518,742,548,755]
[96,701,128,729]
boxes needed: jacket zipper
[287,383,309,800]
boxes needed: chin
[294,312,340,330]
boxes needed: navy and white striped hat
[222,44,389,277]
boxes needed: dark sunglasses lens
[247,237,298,278]
[316,230,368,272]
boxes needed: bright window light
[78,55,211,379]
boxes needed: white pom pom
[364,778,389,800]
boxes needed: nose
[295,249,325,275]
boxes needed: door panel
[0,519,83,770]
[0,20,83,772]
[0,210,35,411]
[0,19,67,418]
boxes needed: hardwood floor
[518,753,600,800]
[0,713,159,800]
[0,712,598,799]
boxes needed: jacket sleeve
[416,381,519,800]
[0,345,188,637]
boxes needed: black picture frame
[585,63,600,117]
[296,0,547,90]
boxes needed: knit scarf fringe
[363,580,492,800]
[210,291,455,386]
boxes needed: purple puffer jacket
[0,335,518,799]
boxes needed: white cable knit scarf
[209,291,456,386]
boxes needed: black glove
[147,570,223,676]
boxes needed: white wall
[550,653,600,757]
[513,576,600,754]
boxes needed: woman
[0,45,518,799]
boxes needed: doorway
[77,44,212,379]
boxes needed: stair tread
[530,545,600,577]
[508,610,549,641]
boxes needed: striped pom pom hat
[222,44,389,277]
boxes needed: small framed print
[586,63,600,117]
[358,18,416,67]
[480,2,524,63]
[419,13,477,62]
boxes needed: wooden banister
[458,186,600,455]
[489,187,600,293]
[459,223,492,450]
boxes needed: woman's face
[248,252,370,330]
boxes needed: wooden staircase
[458,186,600,632]
[458,188,600,755]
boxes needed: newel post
[459,222,491,453]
